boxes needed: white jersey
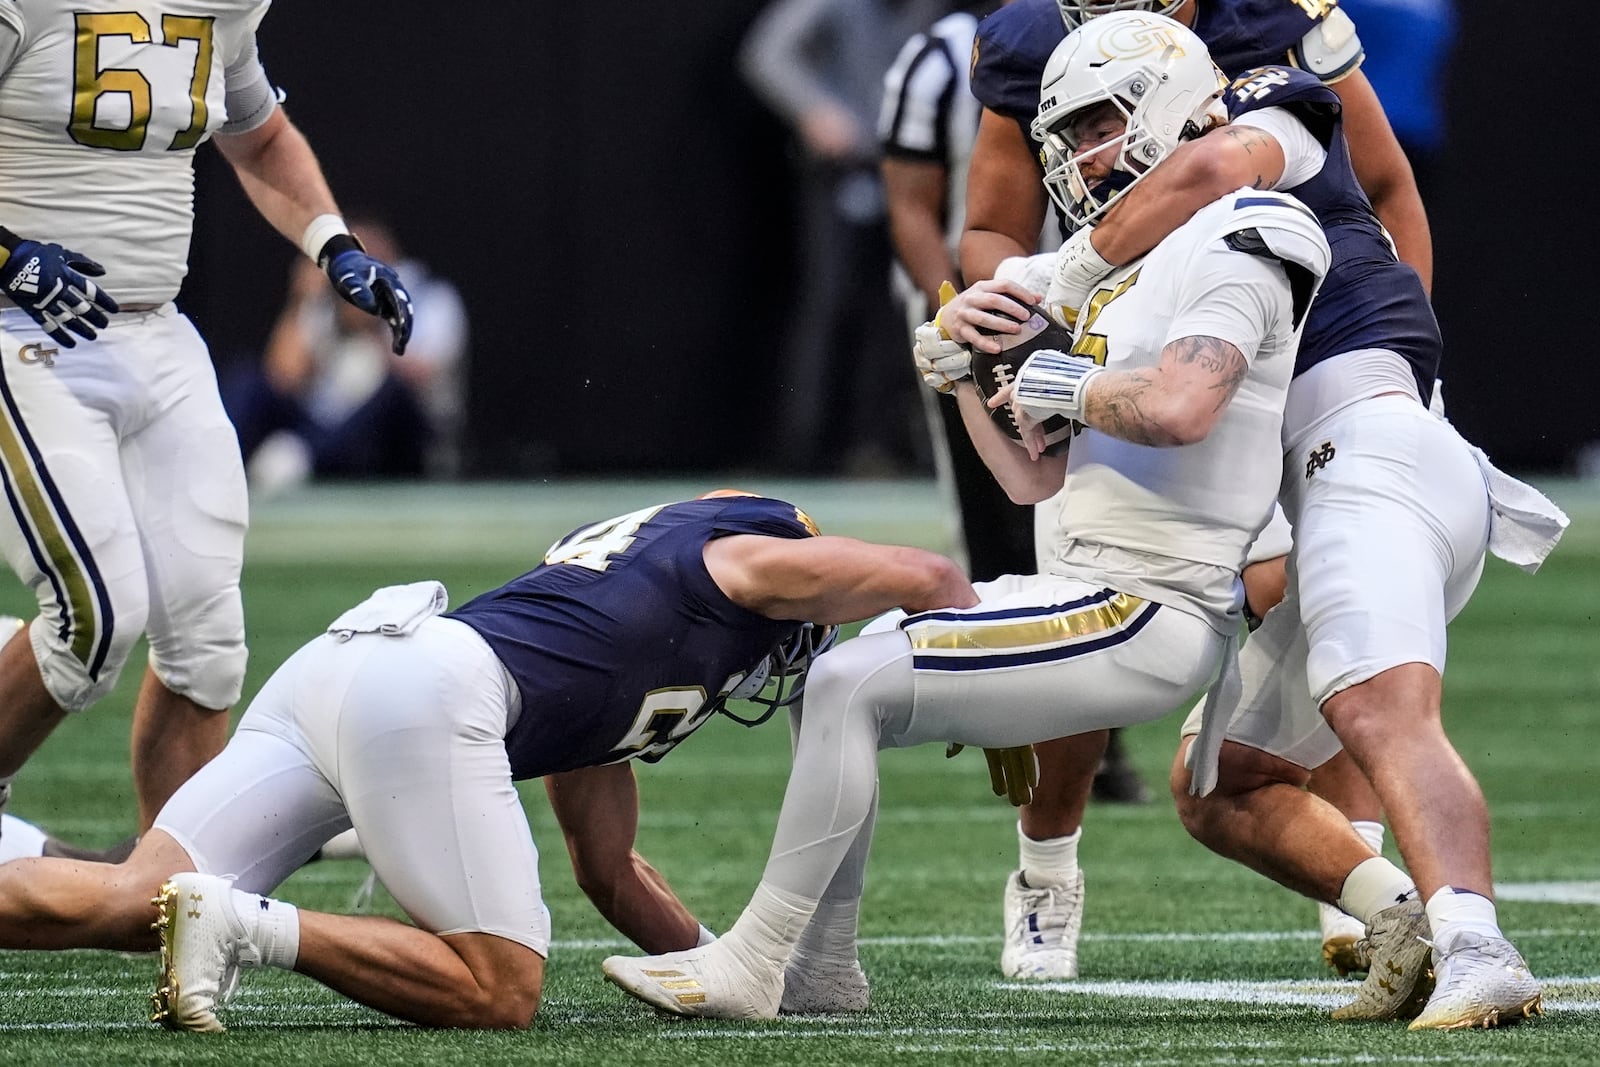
[0,0,273,306]
[1039,191,1329,630]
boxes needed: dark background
[183,0,1597,477]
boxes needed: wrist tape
[1012,350,1104,424]
[301,213,354,265]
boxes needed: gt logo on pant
[18,342,58,368]
[1305,440,1336,480]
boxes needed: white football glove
[1044,227,1116,332]
[912,318,972,393]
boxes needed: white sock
[725,882,818,971]
[1424,885,1503,946]
[1018,822,1080,888]
[1338,856,1417,924]
[1351,819,1386,855]
[694,923,718,947]
[231,888,301,970]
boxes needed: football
[969,305,1078,456]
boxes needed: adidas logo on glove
[6,256,42,296]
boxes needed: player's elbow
[1129,391,1218,447]
[1161,402,1221,446]
[1184,137,1261,198]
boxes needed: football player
[937,13,1562,1029]
[0,492,976,1031]
[602,38,1332,1020]
[956,0,1421,983]
[0,1,412,838]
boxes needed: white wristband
[300,213,350,262]
[1012,350,1104,424]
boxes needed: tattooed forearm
[1083,369,1184,447]
[1081,336,1248,446]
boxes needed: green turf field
[2,479,1596,1065]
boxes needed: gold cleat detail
[1322,933,1369,977]
[151,882,182,1030]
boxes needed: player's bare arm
[883,156,958,308]
[959,110,1048,283]
[703,535,977,625]
[954,381,1068,503]
[994,334,1249,454]
[544,763,703,954]
[1329,69,1432,291]
[1089,128,1287,267]
[1084,335,1249,447]
[213,108,342,246]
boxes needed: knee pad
[145,582,247,711]
[29,581,148,712]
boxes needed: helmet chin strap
[1074,169,1139,225]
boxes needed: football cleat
[1408,932,1544,1031]
[1319,902,1372,977]
[1091,729,1151,804]
[602,940,784,1020]
[1330,898,1433,1021]
[150,873,255,1033]
[779,949,869,1014]
[1001,869,1085,979]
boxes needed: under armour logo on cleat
[1305,440,1336,480]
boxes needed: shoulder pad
[1288,7,1363,83]
[1216,192,1330,328]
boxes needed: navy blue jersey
[446,496,819,780]
[972,0,1340,133]
[1226,66,1439,398]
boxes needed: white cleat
[1331,898,1433,1021]
[602,940,784,1020]
[150,873,255,1033]
[1319,902,1372,977]
[1001,869,1084,980]
[1409,931,1544,1031]
[779,950,869,1014]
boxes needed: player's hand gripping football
[0,233,120,347]
[932,278,1042,353]
[319,238,415,355]
[946,742,1040,807]
[912,282,974,393]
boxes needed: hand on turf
[0,240,120,347]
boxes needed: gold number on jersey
[1289,0,1336,17]
[1070,270,1142,366]
[162,16,216,150]
[543,504,668,572]
[69,13,216,152]
[608,686,715,762]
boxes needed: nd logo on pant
[18,342,57,367]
